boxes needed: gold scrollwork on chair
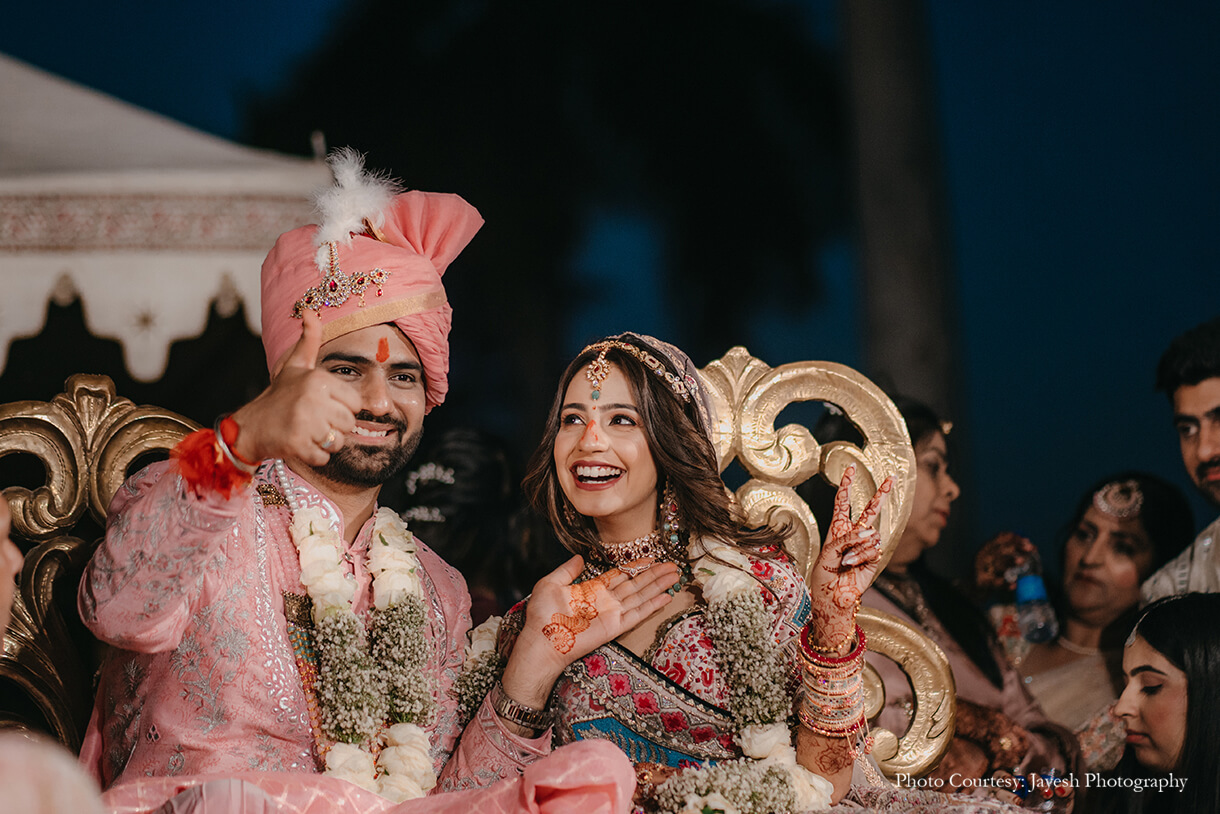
[858,606,956,776]
[1,374,197,750]
[699,347,915,580]
[698,347,952,777]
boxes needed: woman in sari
[975,472,1194,771]
[853,398,1075,793]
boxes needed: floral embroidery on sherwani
[167,579,251,734]
[79,459,553,799]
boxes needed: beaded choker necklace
[601,530,680,566]
[597,530,686,581]
[585,483,692,593]
[588,485,687,585]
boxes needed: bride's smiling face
[553,365,659,541]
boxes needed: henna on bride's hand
[806,737,855,776]
[540,572,614,654]
[833,581,862,610]
[541,621,578,653]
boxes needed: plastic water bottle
[1012,560,1059,643]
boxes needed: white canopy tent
[0,53,330,380]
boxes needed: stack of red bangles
[797,623,868,741]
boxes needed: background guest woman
[1078,592,1220,814]
[840,398,1075,790]
[976,472,1194,770]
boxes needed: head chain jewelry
[292,241,390,318]
[1125,593,1187,647]
[583,340,692,403]
[1093,479,1144,520]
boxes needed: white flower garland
[453,615,506,721]
[288,498,437,801]
[668,539,834,813]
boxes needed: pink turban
[260,187,483,413]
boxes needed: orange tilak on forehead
[376,337,390,363]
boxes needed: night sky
[2,1,1217,579]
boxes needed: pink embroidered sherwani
[78,461,630,813]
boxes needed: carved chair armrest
[1,375,196,750]
[859,605,955,777]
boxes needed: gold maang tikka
[583,340,692,402]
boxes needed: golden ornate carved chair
[0,375,196,751]
[699,347,955,778]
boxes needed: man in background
[1141,315,1220,602]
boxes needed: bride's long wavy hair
[522,337,788,563]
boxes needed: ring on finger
[319,430,337,451]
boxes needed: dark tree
[244,0,848,458]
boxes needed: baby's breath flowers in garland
[368,510,435,729]
[452,615,506,722]
[285,477,437,802]
[645,540,833,814]
[650,761,794,814]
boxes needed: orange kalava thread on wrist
[171,428,253,499]
[219,416,259,468]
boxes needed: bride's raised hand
[806,465,893,654]
[500,555,679,709]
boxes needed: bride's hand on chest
[501,555,681,708]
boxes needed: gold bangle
[802,600,862,654]
[800,623,866,668]
[798,706,866,738]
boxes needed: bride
[465,333,899,813]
